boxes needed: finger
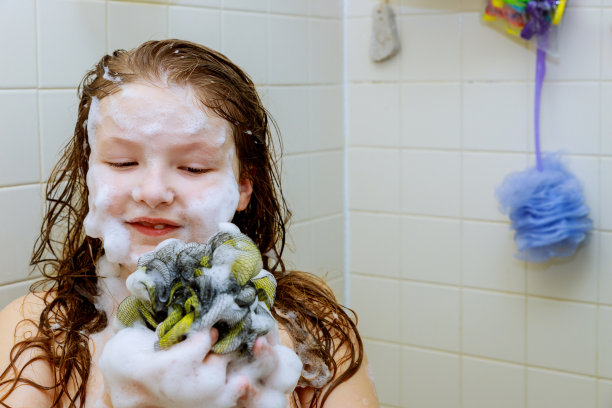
[210,327,219,345]
[253,336,272,358]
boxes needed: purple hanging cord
[534,47,546,172]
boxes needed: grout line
[342,0,350,308]
[34,0,43,190]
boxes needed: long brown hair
[0,40,362,407]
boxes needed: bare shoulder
[0,293,55,407]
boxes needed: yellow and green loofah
[115,227,277,354]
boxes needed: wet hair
[0,40,362,407]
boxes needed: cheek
[184,175,240,228]
[87,165,132,216]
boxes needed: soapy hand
[98,325,302,408]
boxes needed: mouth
[127,217,181,237]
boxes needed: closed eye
[107,161,137,168]
[180,166,209,174]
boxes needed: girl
[0,40,378,407]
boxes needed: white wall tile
[401,348,460,408]
[540,83,599,155]
[269,0,307,16]
[527,368,597,408]
[401,216,461,285]
[108,2,167,52]
[347,18,401,82]
[599,306,612,379]
[39,90,79,181]
[0,0,36,88]
[347,0,378,18]
[223,0,267,12]
[326,277,344,303]
[401,282,460,351]
[399,14,461,81]
[601,84,612,155]
[0,186,42,284]
[38,0,106,88]
[527,297,597,375]
[600,232,612,305]
[462,357,525,408]
[463,289,525,363]
[310,151,343,218]
[309,20,342,84]
[402,150,461,217]
[349,148,401,212]
[310,0,343,18]
[602,10,612,80]
[351,275,400,341]
[0,280,37,311]
[171,0,220,7]
[462,12,530,81]
[222,12,267,84]
[463,152,528,221]
[349,84,400,147]
[350,213,401,278]
[284,222,312,271]
[266,86,310,154]
[364,340,400,407]
[309,86,343,151]
[311,216,344,280]
[269,16,309,85]
[282,155,310,222]
[527,233,599,303]
[600,380,612,408]
[462,221,526,293]
[169,7,221,50]
[463,82,529,152]
[0,91,39,186]
[401,83,461,149]
[544,8,601,80]
[400,0,462,13]
[601,159,612,231]
[563,155,600,229]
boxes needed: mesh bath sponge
[115,223,276,354]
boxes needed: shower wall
[348,1,612,407]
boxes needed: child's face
[84,82,252,271]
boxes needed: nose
[131,165,175,208]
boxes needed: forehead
[91,82,231,149]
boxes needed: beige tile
[223,0,267,11]
[0,0,36,87]
[527,368,596,408]
[269,0,307,15]
[350,213,401,278]
[401,282,460,352]
[0,91,39,186]
[266,86,310,154]
[309,20,342,84]
[401,151,461,218]
[39,90,79,181]
[401,347,460,408]
[269,16,309,85]
[527,297,597,375]
[462,357,525,408]
[222,12,268,84]
[599,380,612,408]
[599,306,612,379]
[38,0,106,88]
[401,216,461,285]
[462,221,526,293]
[169,7,221,50]
[349,148,400,212]
[600,232,612,305]
[108,2,167,52]
[311,216,344,281]
[351,275,400,342]
[309,86,343,151]
[462,289,525,363]
[363,340,400,407]
[282,155,310,222]
[349,84,400,148]
[284,222,312,271]
[310,152,343,218]
[0,186,43,285]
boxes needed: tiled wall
[0,0,345,307]
[348,0,612,407]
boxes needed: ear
[236,177,253,211]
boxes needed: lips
[127,217,180,237]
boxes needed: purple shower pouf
[496,154,593,263]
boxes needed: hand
[98,325,302,408]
